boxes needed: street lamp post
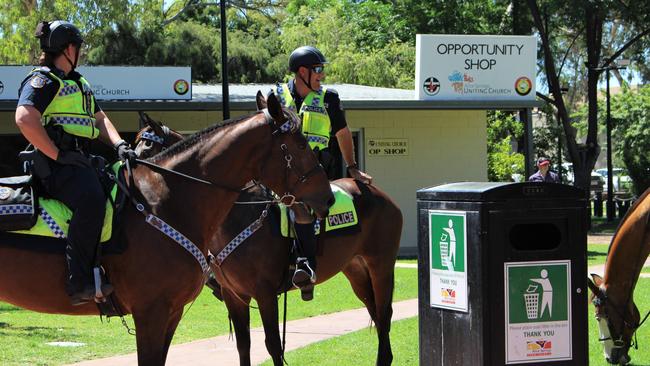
[599,59,628,221]
[605,68,614,221]
[220,0,230,120]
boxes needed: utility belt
[27,126,92,180]
[46,125,91,153]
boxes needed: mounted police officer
[272,46,372,300]
[15,20,136,305]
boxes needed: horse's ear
[256,91,267,111]
[591,273,604,286]
[143,113,165,137]
[587,274,603,295]
[266,93,283,120]
[138,111,147,129]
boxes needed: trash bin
[417,182,588,366]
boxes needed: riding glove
[56,151,91,168]
[115,140,137,163]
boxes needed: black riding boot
[293,222,317,300]
[65,239,96,305]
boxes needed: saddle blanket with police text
[280,183,358,237]
[9,162,121,242]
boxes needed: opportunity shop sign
[415,34,537,101]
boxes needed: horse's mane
[149,112,258,163]
[607,187,650,255]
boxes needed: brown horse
[135,102,403,366]
[0,93,333,366]
[587,188,650,365]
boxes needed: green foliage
[487,111,524,182]
[0,0,145,65]
[611,85,650,195]
[281,1,414,88]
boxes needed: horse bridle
[134,108,324,206]
[592,287,650,355]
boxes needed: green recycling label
[428,210,468,312]
[505,260,572,364]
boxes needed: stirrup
[292,257,316,288]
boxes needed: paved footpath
[73,234,650,366]
[70,299,418,366]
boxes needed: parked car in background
[595,168,632,192]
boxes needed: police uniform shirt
[269,79,348,138]
[17,66,101,115]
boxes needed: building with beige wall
[0,83,537,256]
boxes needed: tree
[487,111,525,181]
[0,0,148,64]
[526,0,650,192]
[612,85,650,194]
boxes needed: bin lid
[416,182,586,202]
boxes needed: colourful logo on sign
[515,76,532,96]
[423,77,440,96]
[440,288,456,304]
[173,79,190,95]
[526,340,552,357]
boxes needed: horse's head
[134,112,184,158]
[256,91,334,218]
[588,273,640,365]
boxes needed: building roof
[0,83,542,111]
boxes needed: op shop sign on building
[415,34,536,101]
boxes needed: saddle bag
[0,175,38,231]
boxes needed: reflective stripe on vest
[32,68,99,139]
[276,83,331,150]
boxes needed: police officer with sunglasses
[270,46,372,300]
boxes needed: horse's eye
[145,141,153,147]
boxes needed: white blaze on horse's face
[596,316,615,361]
[135,139,155,157]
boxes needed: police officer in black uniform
[271,46,372,300]
[15,20,136,305]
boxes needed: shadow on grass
[590,216,622,234]
[0,324,65,338]
[0,303,22,312]
[587,249,608,264]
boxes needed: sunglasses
[311,65,325,74]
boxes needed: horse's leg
[364,256,396,366]
[133,303,180,366]
[222,288,253,366]
[342,256,377,322]
[162,307,183,361]
[256,288,284,366]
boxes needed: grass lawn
[588,243,610,267]
[0,268,417,365]
[264,278,650,366]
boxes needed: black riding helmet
[289,46,328,73]
[35,20,84,53]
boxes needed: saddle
[0,157,124,243]
[0,175,38,231]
